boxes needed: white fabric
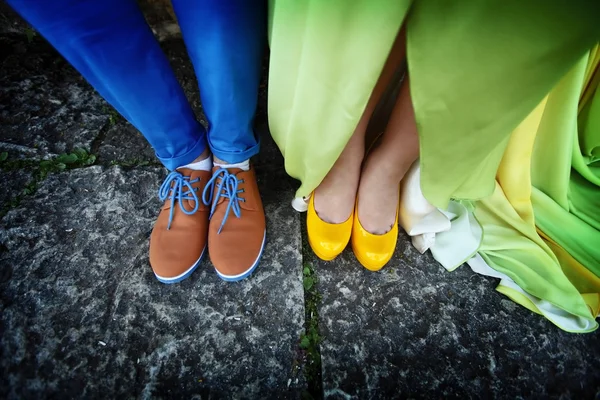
[468,254,595,332]
[179,156,212,171]
[411,232,435,254]
[398,162,451,253]
[214,159,250,171]
[428,203,481,271]
[398,160,596,333]
[292,196,309,212]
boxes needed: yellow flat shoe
[307,194,353,261]
[351,199,398,271]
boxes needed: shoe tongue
[211,167,248,206]
[161,169,210,211]
[212,166,244,175]
[177,168,210,179]
[176,167,194,175]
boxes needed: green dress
[267,0,600,331]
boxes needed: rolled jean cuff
[156,136,208,171]
[209,139,260,164]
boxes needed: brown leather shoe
[149,168,211,284]
[203,166,266,281]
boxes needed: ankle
[213,157,250,171]
[179,150,213,171]
[365,147,412,182]
[313,165,360,224]
[193,148,211,163]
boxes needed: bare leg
[314,27,406,224]
[357,76,419,234]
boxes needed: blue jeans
[8,0,265,169]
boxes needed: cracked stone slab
[313,235,600,398]
[0,36,109,159]
[0,168,34,210]
[96,121,157,166]
[0,165,306,398]
[253,121,286,171]
[0,3,29,36]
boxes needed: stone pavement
[1,26,599,400]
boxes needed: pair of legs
[8,0,264,167]
[8,0,267,282]
[315,27,419,235]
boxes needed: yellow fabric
[581,294,600,317]
[538,230,600,299]
[496,285,543,316]
[471,52,600,331]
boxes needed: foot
[313,140,364,224]
[203,165,266,281]
[149,168,211,283]
[357,146,411,234]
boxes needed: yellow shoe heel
[351,203,398,271]
[307,194,353,261]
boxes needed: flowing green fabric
[398,52,599,332]
[268,1,600,331]
[407,1,600,208]
[268,0,600,207]
[268,0,410,197]
[530,54,600,280]
[470,51,600,332]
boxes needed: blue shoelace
[202,168,246,234]
[158,171,200,230]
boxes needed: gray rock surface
[0,166,306,399]
[0,36,109,159]
[0,3,30,36]
[312,235,600,399]
[0,168,33,210]
[97,121,157,166]
[254,120,286,171]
